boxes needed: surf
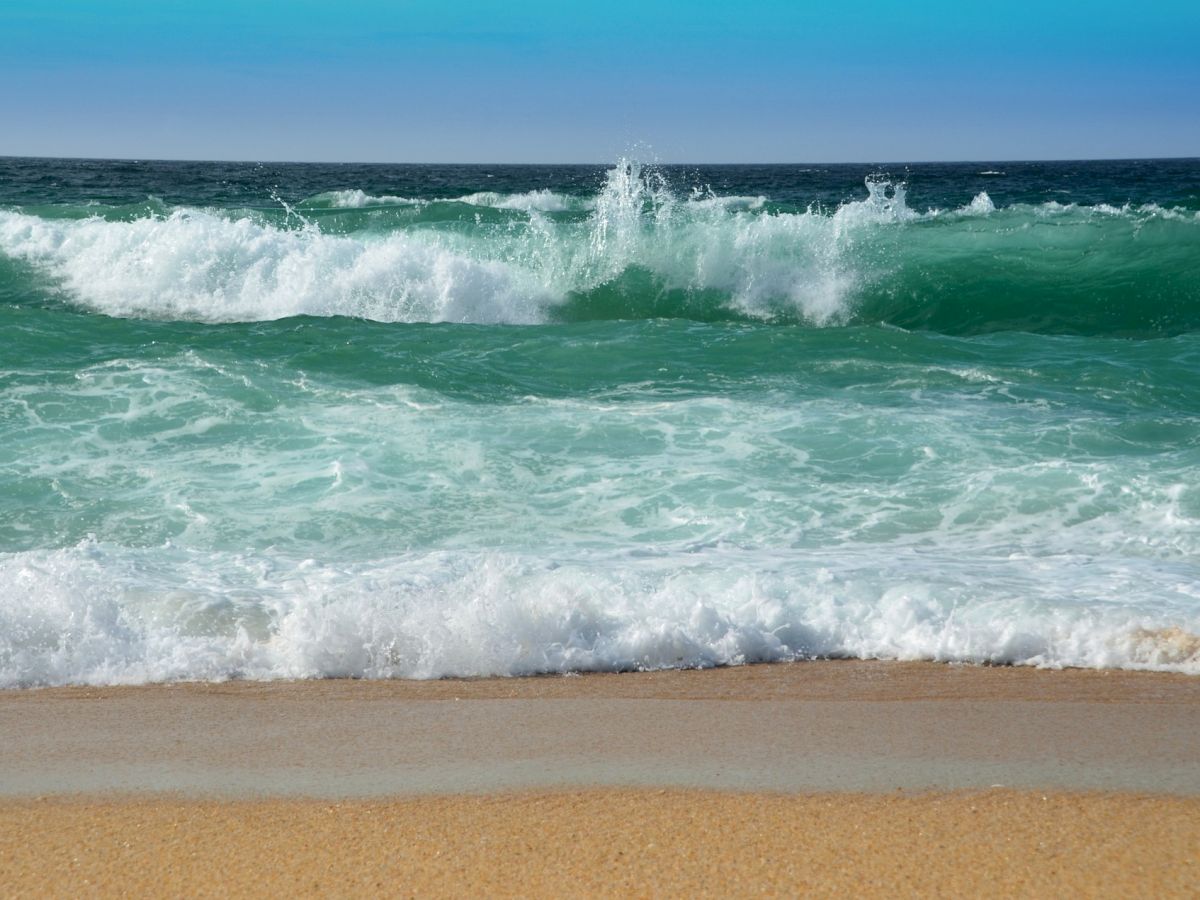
[2,159,1197,335]
[2,156,1200,687]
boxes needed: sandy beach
[5,1,1200,893]
[2,661,1198,895]
[5,789,1198,897]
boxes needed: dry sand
[4,789,1199,898]
[2,661,1199,896]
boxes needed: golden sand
[3,789,1198,898]
[3,662,1199,896]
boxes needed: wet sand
[2,661,1199,896]
[4,660,1198,796]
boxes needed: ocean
[1,156,1198,687]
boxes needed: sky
[2,1,1198,163]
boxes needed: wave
[0,206,553,323]
[3,342,1199,686]
[1,160,1198,334]
[3,540,1197,687]
[310,188,419,208]
[304,188,588,212]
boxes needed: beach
[3,0,1199,886]
[8,789,1199,897]
[3,661,1198,895]
[3,157,1200,895]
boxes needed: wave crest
[2,159,1198,333]
[305,187,587,212]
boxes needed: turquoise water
[1,157,1198,686]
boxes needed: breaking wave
[3,541,1198,687]
[2,160,1198,334]
[304,187,587,212]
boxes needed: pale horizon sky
[3,1,1197,164]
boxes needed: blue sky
[3,1,1197,162]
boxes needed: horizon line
[2,153,1198,167]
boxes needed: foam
[2,539,1197,687]
[0,161,877,325]
[451,190,584,213]
[0,208,553,323]
[1,160,1196,328]
[317,189,420,208]
[2,361,1199,687]
[309,188,585,212]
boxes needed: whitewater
[1,156,1198,686]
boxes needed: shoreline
[3,660,1198,798]
[17,654,1200,699]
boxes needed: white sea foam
[0,161,1195,326]
[2,362,1199,687]
[311,188,585,212]
[0,162,883,324]
[0,208,553,323]
[319,189,420,208]
[686,189,767,211]
[2,540,1197,688]
[451,189,583,212]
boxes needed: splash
[962,191,996,215]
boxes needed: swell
[1,162,1198,336]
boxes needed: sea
[1,156,1198,687]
